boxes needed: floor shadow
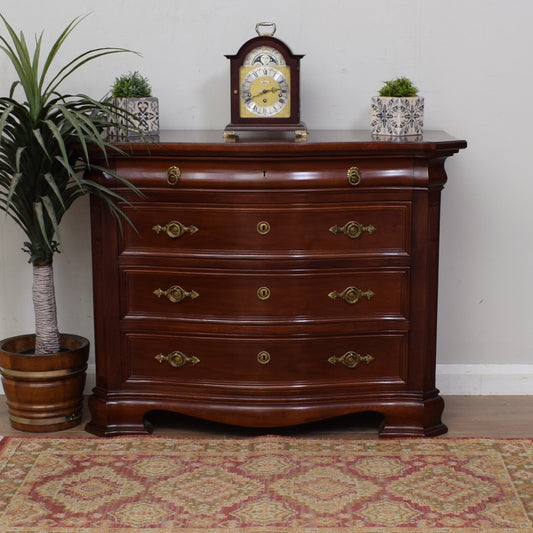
[144,410,384,438]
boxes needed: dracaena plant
[0,15,145,355]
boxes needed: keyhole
[257,221,270,234]
[257,287,271,300]
[257,351,271,364]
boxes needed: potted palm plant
[0,15,146,432]
[370,76,424,136]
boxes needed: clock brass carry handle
[328,351,374,369]
[329,221,376,239]
[347,166,362,186]
[256,22,276,36]
[153,285,199,303]
[328,286,375,305]
[155,351,200,368]
[167,166,181,185]
[152,221,199,239]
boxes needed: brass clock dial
[239,65,290,118]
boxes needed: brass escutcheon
[257,221,271,235]
[155,351,200,368]
[167,166,181,185]
[328,351,374,369]
[257,351,271,364]
[257,287,271,300]
[347,166,362,186]
[153,285,199,303]
[329,221,376,239]
[152,221,198,239]
[328,286,375,305]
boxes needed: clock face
[239,65,291,118]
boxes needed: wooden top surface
[109,130,467,158]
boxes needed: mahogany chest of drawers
[86,130,466,437]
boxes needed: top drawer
[112,157,415,190]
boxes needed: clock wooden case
[225,23,306,137]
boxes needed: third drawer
[121,267,410,323]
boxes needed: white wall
[1,0,532,393]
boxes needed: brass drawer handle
[153,285,199,303]
[347,166,361,186]
[328,351,374,369]
[328,286,375,305]
[257,351,271,364]
[152,221,198,239]
[257,221,271,235]
[329,221,376,239]
[167,166,181,185]
[257,287,271,300]
[155,351,200,368]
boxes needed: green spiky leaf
[0,15,148,265]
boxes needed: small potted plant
[370,77,424,136]
[0,15,147,432]
[109,71,159,137]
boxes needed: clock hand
[250,87,280,100]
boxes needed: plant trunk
[33,263,60,354]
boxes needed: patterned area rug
[0,437,532,532]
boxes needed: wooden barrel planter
[0,333,89,432]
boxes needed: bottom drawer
[123,331,408,386]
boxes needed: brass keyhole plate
[257,287,271,300]
[257,351,271,364]
[257,221,271,235]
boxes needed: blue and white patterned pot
[109,96,159,138]
[370,96,424,136]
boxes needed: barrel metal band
[0,366,87,379]
[9,412,81,426]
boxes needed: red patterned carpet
[0,436,532,532]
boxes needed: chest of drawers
[86,130,466,437]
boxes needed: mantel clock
[224,22,307,139]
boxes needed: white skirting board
[1,364,533,396]
[435,364,533,395]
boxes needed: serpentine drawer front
[86,130,466,438]
[123,331,408,385]
[120,202,412,258]
[120,267,409,323]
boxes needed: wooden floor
[1,396,532,438]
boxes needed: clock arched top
[225,36,304,65]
